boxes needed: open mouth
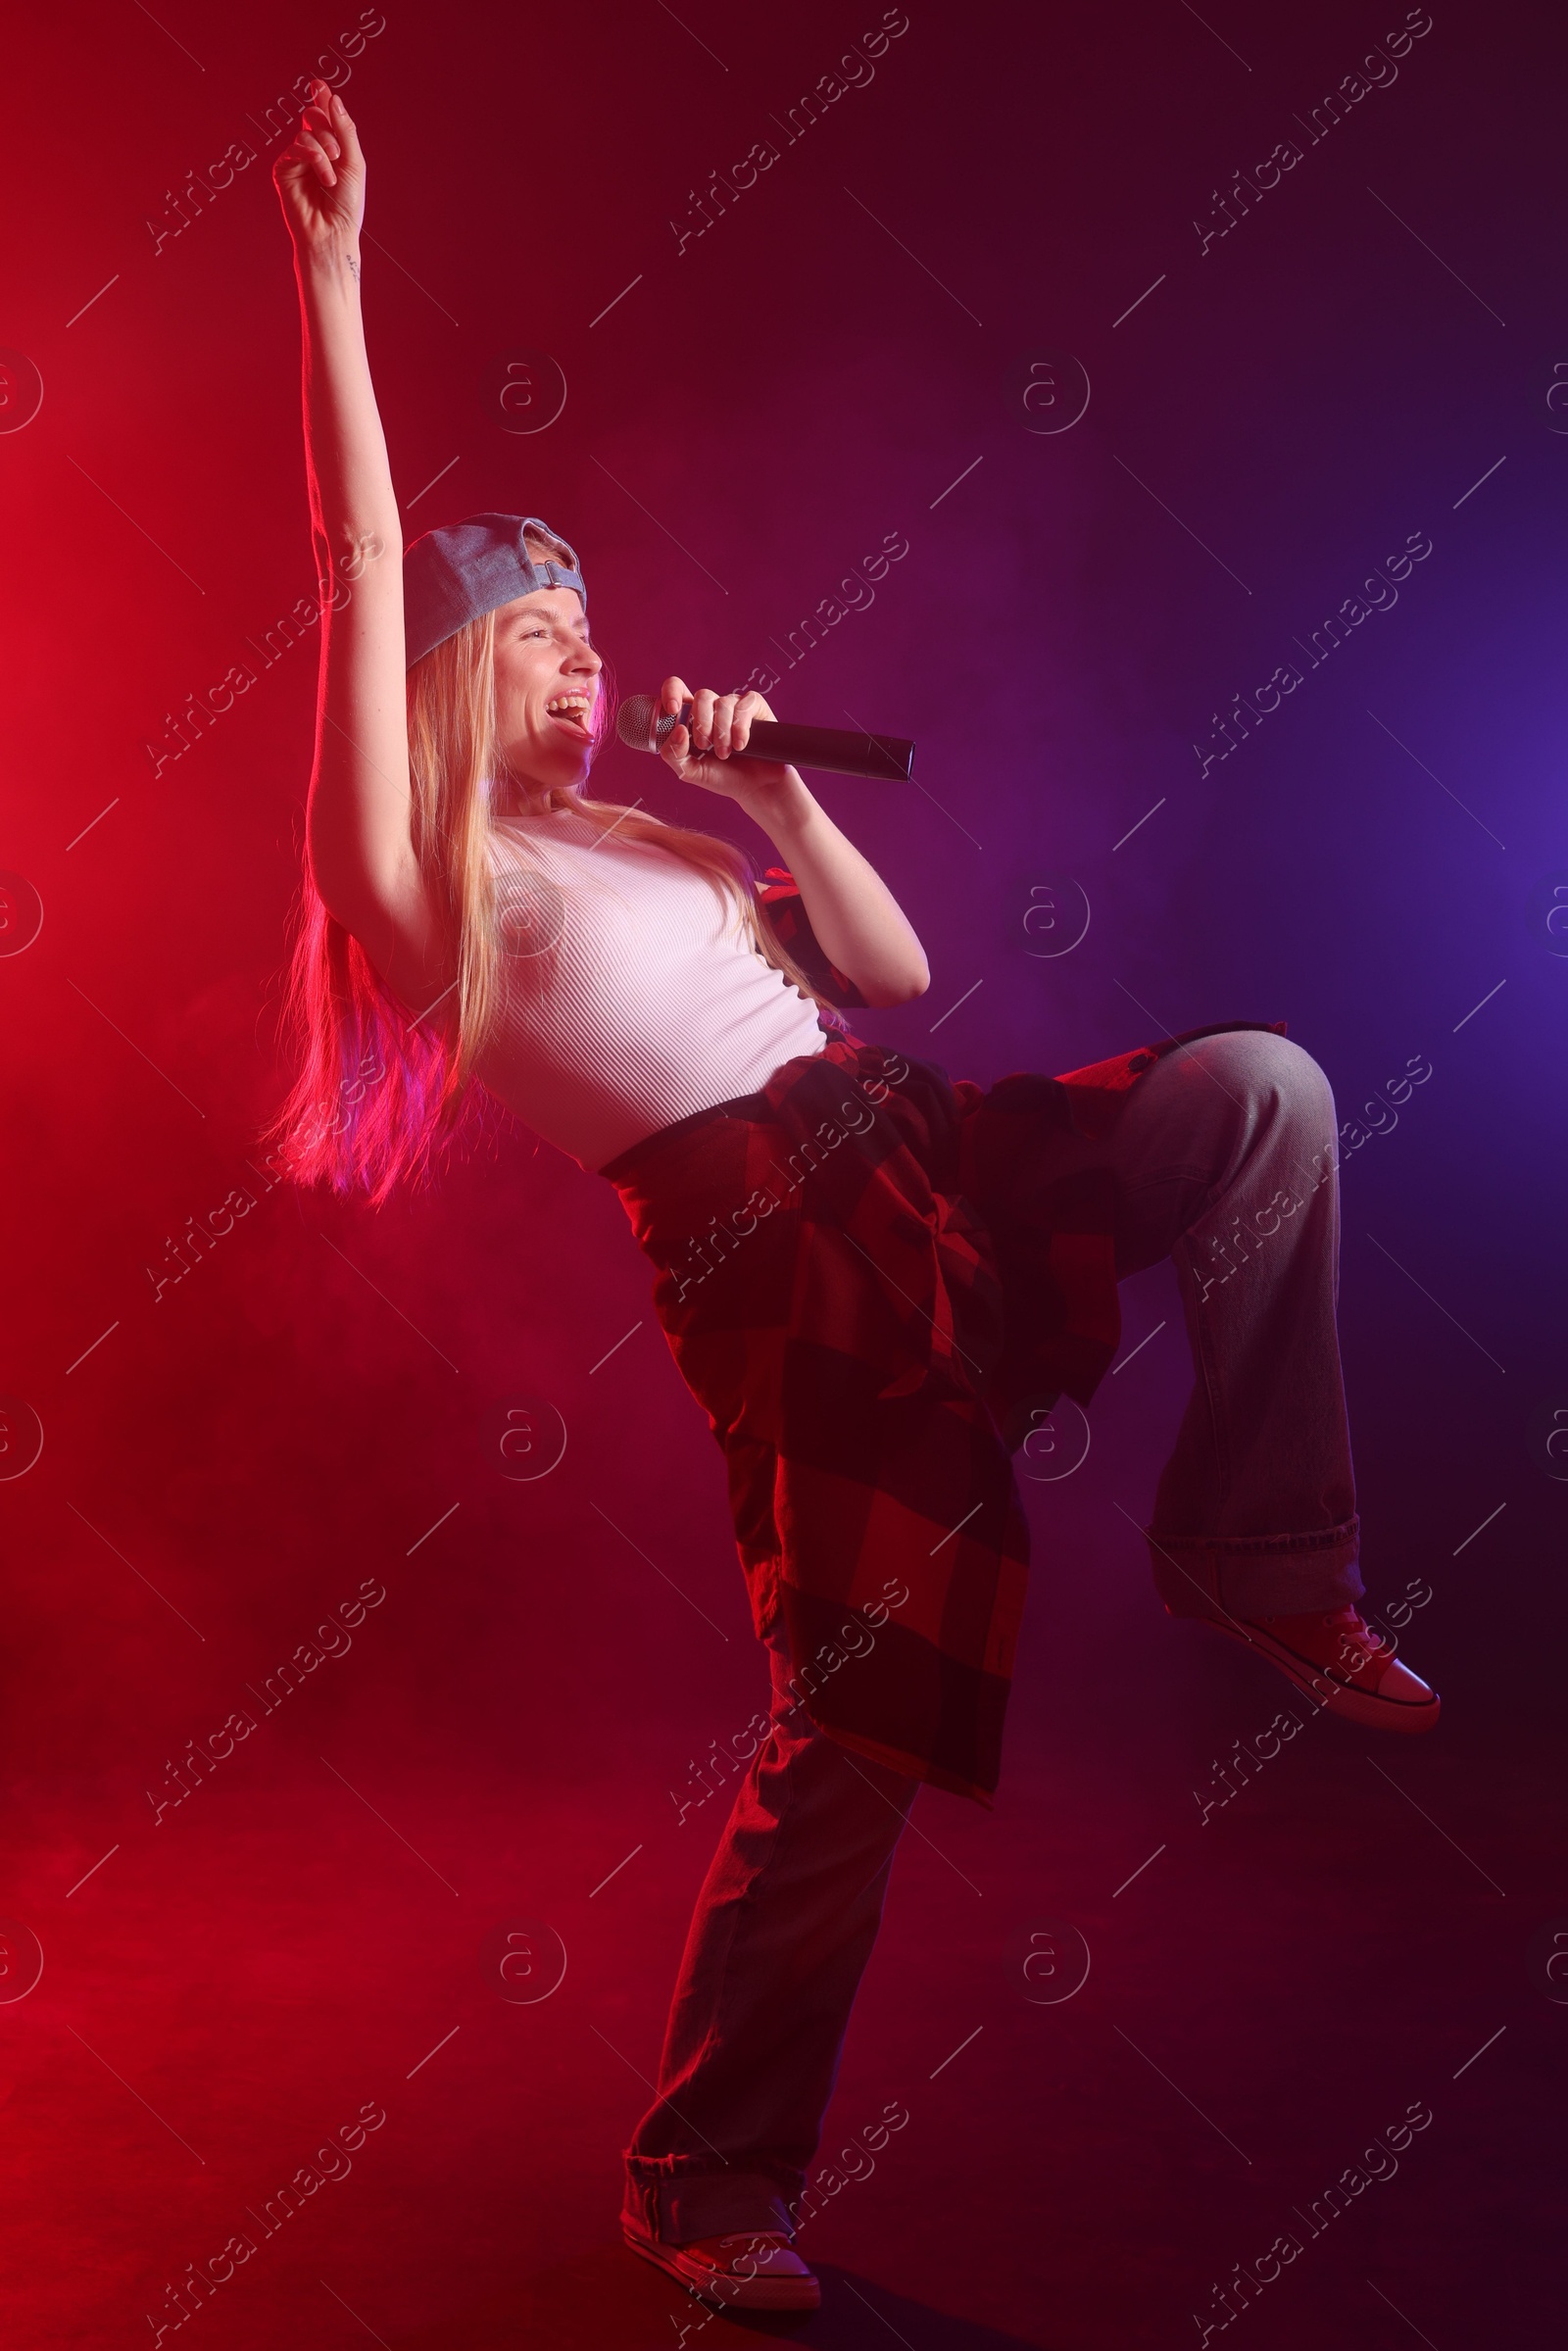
[544,694,594,739]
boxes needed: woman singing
[270,85,1439,2316]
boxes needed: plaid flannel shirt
[602,873,1281,1805]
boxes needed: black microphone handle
[669,701,914,782]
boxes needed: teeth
[546,695,590,714]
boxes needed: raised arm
[274,83,447,1001]
[657,680,930,1007]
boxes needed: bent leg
[1096,1030,1362,1620]
[623,1621,917,2245]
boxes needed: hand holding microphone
[635,679,789,806]
[615,677,914,790]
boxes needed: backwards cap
[403,514,588,668]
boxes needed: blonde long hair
[267,550,822,1202]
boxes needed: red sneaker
[623,2222,822,2311]
[1207,1605,1441,1733]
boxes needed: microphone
[615,695,914,782]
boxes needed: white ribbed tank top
[475,804,827,1170]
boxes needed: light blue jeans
[621,1031,1360,2243]
[621,1616,918,2245]
[1088,1027,1361,1620]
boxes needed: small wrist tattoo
[346,253,361,284]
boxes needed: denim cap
[403,513,588,667]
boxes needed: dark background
[0,1,1562,2343]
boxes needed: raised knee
[1188,1029,1335,1129]
[1267,1033,1333,1127]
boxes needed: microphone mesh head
[615,695,659,751]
